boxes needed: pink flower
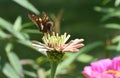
[82,57,120,78]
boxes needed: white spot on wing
[41,24,44,30]
[39,18,42,21]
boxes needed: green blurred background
[0,0,120,78]
[0,0,105,41]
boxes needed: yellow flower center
[103,70,120,76]
[42,32,70,48]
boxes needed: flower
[32,32,84,63]
[29,12,85,78]
[82,57,120,78]
[32,32,84,53]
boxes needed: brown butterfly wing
[28,12,54,33]
[28,14,43,32]
[41,12,54,33]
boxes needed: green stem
[50,62,58,78]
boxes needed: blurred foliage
[95,0,120,55]
[0,0,120,78]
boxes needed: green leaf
[104,23,120,29]
[107,45,117,50]
[94,6,114,13]
[0,17,13,32]
[115,0,120,7]
[5,43,24,77]
[3,63,20,78]
[117,42,120,51]
[17,40,33,49]
[24,70,37,77]
[101,10,120,21]
[13,0,40,15]
[77,54,95,63]
[22,22,34,28]
[102,0,111,5]
[112,35,120,43]
[21,32,30,39]
[0,17,25,40]
[13,16,22,31]
[0,29,9,39]
[5,43,13,52]
[23,29,41,34]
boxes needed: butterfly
[28,12,54,33]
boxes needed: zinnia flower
[32,32,84,62]
[32,32,84,53]
[82,57,120,78]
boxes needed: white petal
[64,34,70,43]
[32,41,44,46]
[38,48,48,52]
[32,43,46,48]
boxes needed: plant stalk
[50,61,58,78]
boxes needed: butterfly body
[28,12,54,33]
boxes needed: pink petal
[111,57,120,71]
[82,58,120,78]
[91,59,111,72]
[62,39,84,52]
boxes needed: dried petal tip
[79,39,84,42]
[59,38,84,52]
